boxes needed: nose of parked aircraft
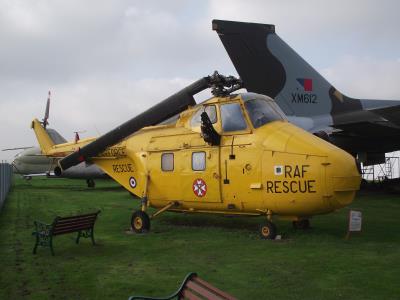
[280,123,361,212]
[324,147,361,210]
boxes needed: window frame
[244,98,286,129]
[161,152,174,172]
[190,105,218,128]
[220,101,249,133]
[191,151,206,171]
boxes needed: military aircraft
[213,20,400,166]
[9,147,106,187]
[31,72,360,239]
[6,92,106,187]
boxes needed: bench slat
[53,224,94,235]
[53,224,94,233]
[56,215,97,224]
[180,288,202,300]
[127,273,237,300]
[192,277,237,300]
[54,219,96,229]
[54,219,95,228]
[57,212,99,221]
[186,281,225,300]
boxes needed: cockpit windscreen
[243,94,287,128]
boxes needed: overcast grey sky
[1,0,400,162]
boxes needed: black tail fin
[213,19,363,118]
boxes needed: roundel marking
[192,178,207,197]
[129,177,137,188]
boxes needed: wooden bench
[128,272,237,300]
[32,210,100,256]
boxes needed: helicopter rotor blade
[59,71,243,171]
[2,146,34,151]
[59,77,209,170]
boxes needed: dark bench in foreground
[32,210,100,256]
[128,272,237,300]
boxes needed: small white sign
[274,165,283,175]
[348,210,362,232]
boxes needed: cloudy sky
[1,0,400,162]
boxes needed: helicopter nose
[278,122,361,213]
[324,149,361,209]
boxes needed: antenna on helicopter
[42,91,51,129]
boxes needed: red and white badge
[192,178,207,197]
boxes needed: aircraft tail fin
[31,119,55,154]
[212,20,362,118]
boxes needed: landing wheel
[131,211,150,233]
[86,179,95,188]
[293,219,310,230]
[259,221,277,240]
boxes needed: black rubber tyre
[131,211,150,233]
[86,179,95,188]
[259,221,277,240]
[293,219,310,230]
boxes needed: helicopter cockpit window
[192,152,206,171]
[161,153,174,171]
[190,105,217,127]
[244,95,286,128]
[220,103,247,132]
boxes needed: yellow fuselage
[33,93,361,220]
[91,95,361,220]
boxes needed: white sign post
[346,210,362,239]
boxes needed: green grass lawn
[0,177,399,300]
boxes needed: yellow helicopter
[31,72,360,239]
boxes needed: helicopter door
[219,102,263,210]
[179,145,221,203]
[147,150,183,202]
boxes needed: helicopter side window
[192,152,206,171]
[161,153,174,171]
[220,103,247,132]
[190,105,217,127]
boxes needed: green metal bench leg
[91,229,96,245]
[50,238,55,256]
[75,229,95,245]
[76,231,81,244]
[33,234,38,254]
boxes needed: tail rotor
[42,91,51,129]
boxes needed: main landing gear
[259,220,277,239]
[130,201,178,234]
[86,178,95,188]
[131,211,151,233]
[258,210,277,240]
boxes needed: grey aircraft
[11,146,106,187]
[213,20,400,166]
[7,93,106,187]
